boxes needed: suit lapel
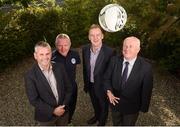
[52,64,62,99]
[94,45,104,76]
[35,64,56,98]
[125,57,141,87]
[117,58,123,90]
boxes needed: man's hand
[107,90,120,106]
[53,105,65,116]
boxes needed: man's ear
[137,47,141,54]
[34,52,37,60]
[102,34,104,39]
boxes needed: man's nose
[43,55,48,59]
[60,47,64,51]
[94,36,97,39]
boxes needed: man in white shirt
[24,41,72,125]
[104,36,153,125]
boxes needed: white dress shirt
[122,57,137,79]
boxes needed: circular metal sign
[99,4,127,32]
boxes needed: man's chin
[124,55,131,59]
[42,62,50,66]
[61,53,68,57]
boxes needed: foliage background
[0,0,179,76]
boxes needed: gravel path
[0,55,179,126]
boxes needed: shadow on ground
[0,51,179,125]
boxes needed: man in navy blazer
[82,24,114,125]
[24,41,72,125]
[104,36,153,125]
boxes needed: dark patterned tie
[122,61,129,89]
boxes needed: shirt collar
[38,63,52,72]
[123,57,137,66]
[90,45,102,54]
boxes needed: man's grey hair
[123,36,141,48]
[55,33,71,46]
[34,41,51,53]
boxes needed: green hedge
[0,7,63,71]
[0,0,179,75]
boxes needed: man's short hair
[89,24,104,34]
[124,36,141,48]
[55,33,71,46]
[34,41,51,53]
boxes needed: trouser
[38,112,69,126]
[89,83,108,125]
[68,84,78,123]
[112,111,139,126]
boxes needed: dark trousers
[38,112,69,126]
[112,111,139,126]
[68,84,77,123]
[89,84,108,125]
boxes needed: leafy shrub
[0,0,179,76]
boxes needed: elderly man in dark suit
[82,24,114,126]
[24,41,72,126]
[104,36,153,125]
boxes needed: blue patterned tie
[122,61,129,89]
